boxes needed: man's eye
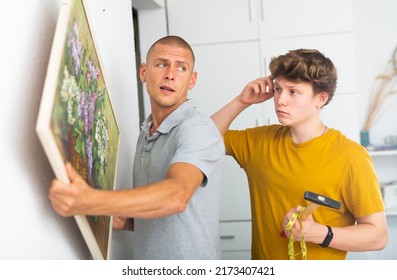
[157,63,166,68]
[177,66,186,71]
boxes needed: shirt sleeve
[224,129,251,168]
[343,146,385,217]
[171,122,224,187]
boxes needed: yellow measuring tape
[284,208,307,260]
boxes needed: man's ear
[189,71,198,90]
[139,63,146,83]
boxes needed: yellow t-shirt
[224,125,384,260]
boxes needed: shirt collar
[141,99,196,136]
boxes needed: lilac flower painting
[36,0,120,260]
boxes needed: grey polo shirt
[132,99,225,259]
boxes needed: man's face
[140,43,197,111]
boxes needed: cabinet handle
[220,235,236,240]
[248,0,257,22]
[259,0,264,22]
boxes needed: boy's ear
[317,92,329,108]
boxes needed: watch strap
[320,225,333,248]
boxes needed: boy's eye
[274,87,282,93]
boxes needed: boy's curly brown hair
[269,49,337,106]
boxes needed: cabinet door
[220,221,252,259]
[190,41,263,221]
[191,41,263,130]
[261,33,357,95]
[322,94,360,142]
[259,0,353,39]
[166,0,260,45]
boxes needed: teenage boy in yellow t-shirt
[212,49,388,260]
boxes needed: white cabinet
[191,41,261,223]
[167,0,354,45]
[166,0,260,45]
[259,0,353,39]
[191,41,263,132]
[189,41,261,261]
[322,94,360,142]
[260,33,357,95]
[220,221,252,259]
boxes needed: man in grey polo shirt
[49,35,225,259]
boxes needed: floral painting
[36,0,120,260]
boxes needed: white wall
[0,0,139,259]
[353,0,397,145]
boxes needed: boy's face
[273,77,327,126]
[139,43,197,111]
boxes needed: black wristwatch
[320,226,333,248]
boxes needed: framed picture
[36,0,120,260]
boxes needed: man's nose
[164,68,175,81]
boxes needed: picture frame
[36,0,120,260]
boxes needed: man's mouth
[160,85,175,92]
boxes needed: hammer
[280,191,341,237]
[300,191,341,220]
